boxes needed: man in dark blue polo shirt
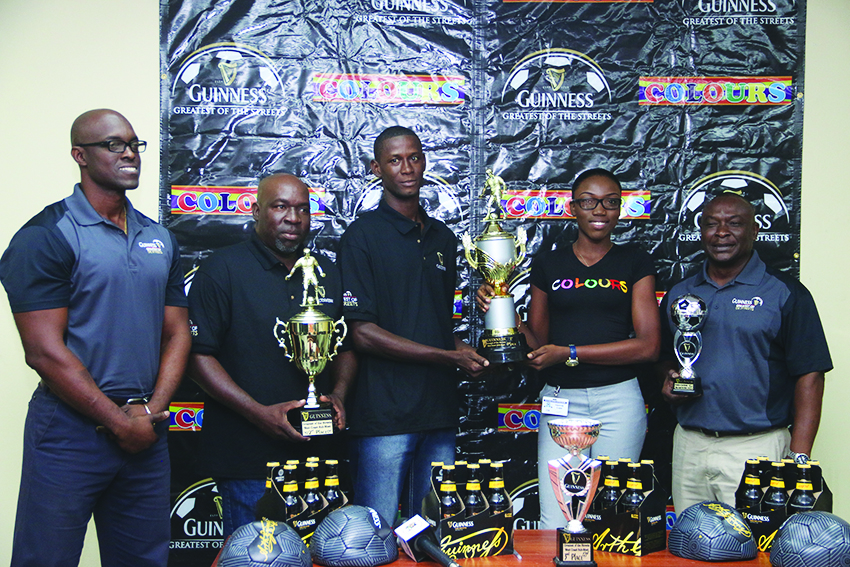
[0,109,190,566]
[339,126,488,525]
[659,193,832,512]
[188,173,356,536]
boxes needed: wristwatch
[565,344,579,367]
[787,451,810,465]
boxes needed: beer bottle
[788,464,816,513]
[595,461,622,512]
[464,464,487,517]
[439,465,463,518]
[735,459,763,511]
[762,462,789,513]
[488,462,511,515]
[619,463,645,514]
[323,459,344,511]
[303,461,323,514]
[454,461,468,499]
[254,462,286,522]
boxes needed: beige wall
[0,1,846,564]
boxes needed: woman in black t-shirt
[477,168,660,529]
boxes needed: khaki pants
[671,424,790,514]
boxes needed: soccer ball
[311,505,398,567]
[670,294,708,332]
[218,519,311,567]
[770,511,850,567]
[669,501,757,561]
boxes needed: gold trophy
[462,169,528,363]
[548,418,602,567]
[273,249,347,436]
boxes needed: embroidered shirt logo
[732,296,764,311]
[343,290,358,307]
[139,239,165,254]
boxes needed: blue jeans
[214,478,267,538]
[12,386,170,567]
[350,429,455,527]
[537,379,647,529]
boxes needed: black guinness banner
[160,1,805,563]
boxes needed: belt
[681,425,784,438]
[40,381,150,407]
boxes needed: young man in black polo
[339,126,488,525]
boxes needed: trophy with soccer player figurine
[670,293,707,397]
[273,249,347,436]
[462,169,528,364]
[548,418,602,567]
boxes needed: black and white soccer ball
[669,501,757,561]
[219,519,312,567]
[770,511,850,567]
[311,505,398,567]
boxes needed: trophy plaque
[669,293,707,397]
[274,249,347,436]
[462,169,529,364]
[548,418,602,567]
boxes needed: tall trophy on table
[273,248,347,436]
[548,418,602,567]
[462,169,528,363]
[669,293,707,397]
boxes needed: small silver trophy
[548,418,602,567]
[670,293,707,397]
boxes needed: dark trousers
[11,386,171,566]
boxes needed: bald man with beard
[188,173,355,536]
[0,109,190,566]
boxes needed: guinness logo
[545,68,566,91]
[218,60,239,85]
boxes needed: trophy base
[671,375,703,396]
[478,331,529,364]
[290,402,335,436]
[554,528,596,567]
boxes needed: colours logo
[170,186,329,216]
[502,189,650,219]
[170,43,283,116]
[169,402,204,431]
[311,73,465,104]
[505,0,650,3]
[498,404,541,432]
[639,77,792,105]
[676,170,792,257]
[501,49,613,121]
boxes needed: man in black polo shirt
[188,173,355,536]
[339,126,488,525]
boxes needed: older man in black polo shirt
[188,173,355,536]
[339,126,488,526]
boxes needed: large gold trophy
[462,169,528,363]
[273,249,347,436]
[548,418,602,567]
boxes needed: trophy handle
[328,317,347,360]
[514,227,527,266]
[461,233,479,271]
[273,317,292,359]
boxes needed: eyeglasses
[572,197,622,211]
[76,140,147,153]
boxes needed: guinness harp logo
[545,68,566,91]
[218,60,239,85]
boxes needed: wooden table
[212,529,773,566]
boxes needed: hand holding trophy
[463,169,528,363]
[669,293,707,397]
[273,248,347,436]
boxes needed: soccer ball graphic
[770,511,850,567]
[218,519,311,567]
[311,505,398,567]
[671,294,708,332]
[669,501,757,561]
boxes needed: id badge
[541,396,569,416]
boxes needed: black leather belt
[40,381,150,407]
[681,425,783,438]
